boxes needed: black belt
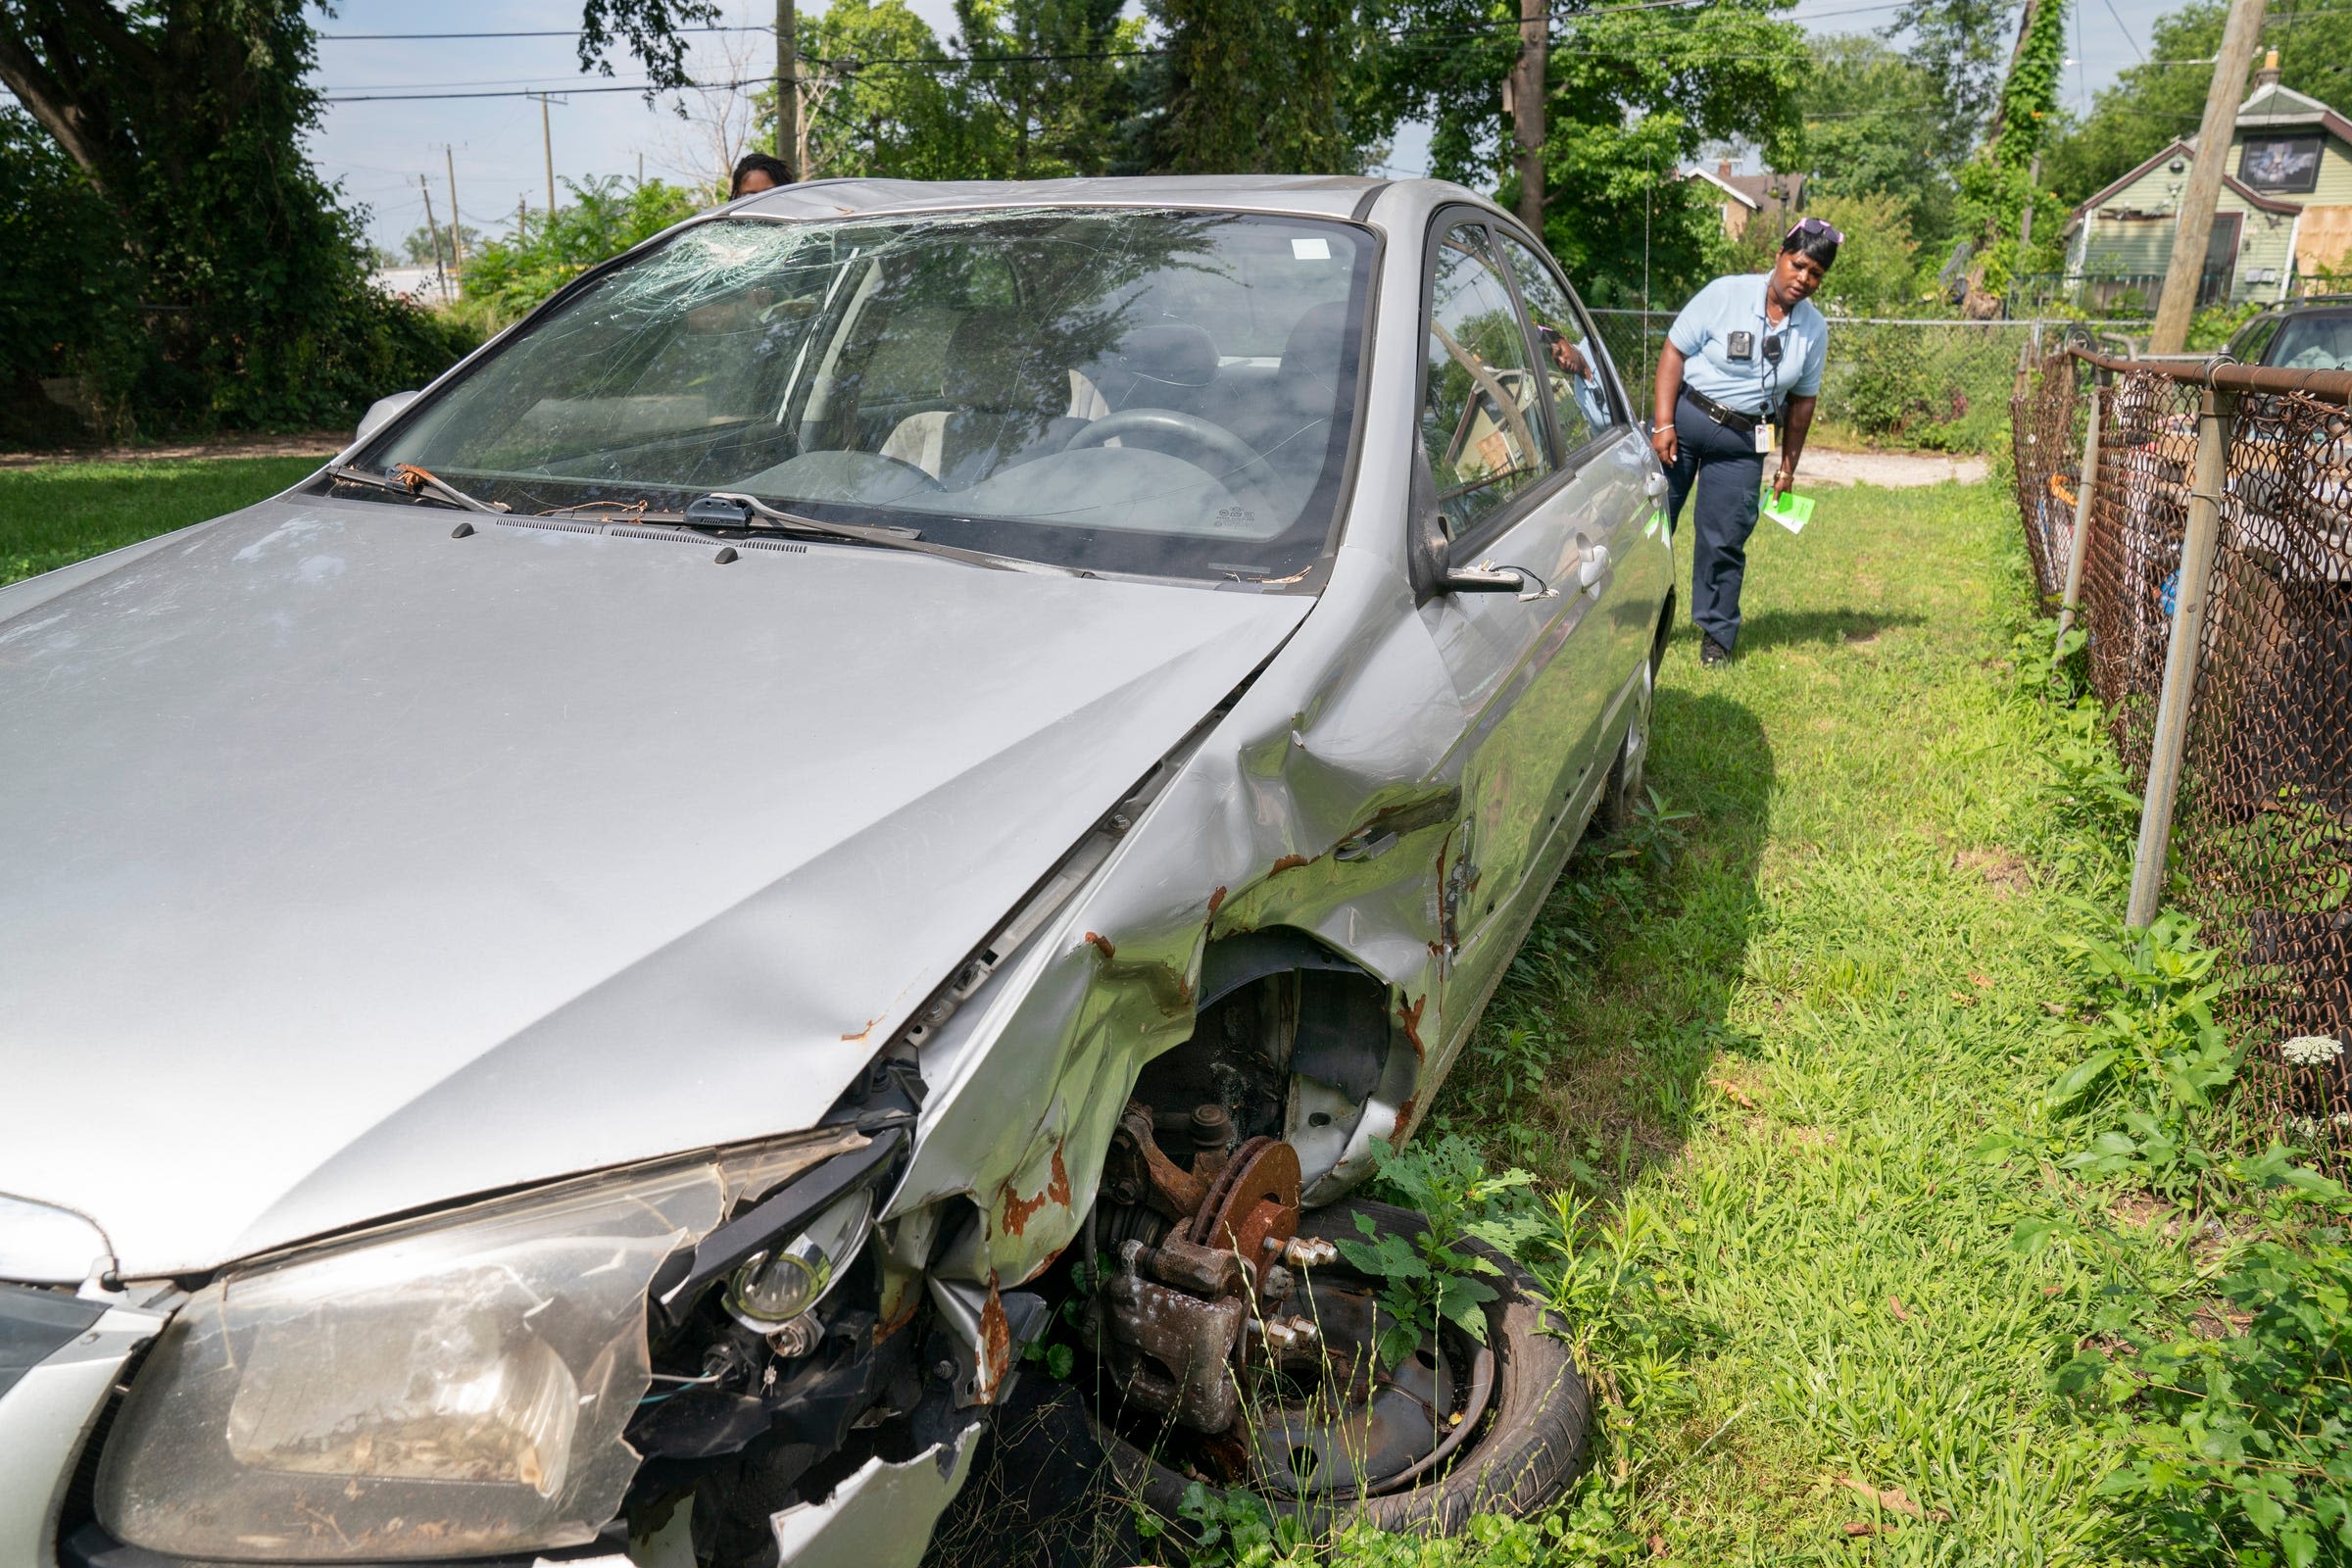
[1681,385,1765,435]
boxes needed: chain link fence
[1592,313,2144,455]
[2014,350,2352,1171]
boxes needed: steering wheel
[1062,408,1285,528]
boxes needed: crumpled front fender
[893,539,1477,1313]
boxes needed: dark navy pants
[1664,394,1765,651]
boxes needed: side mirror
[355,390,420,444]
[1445,564,1534,594]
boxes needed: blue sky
[313,0,2182,253]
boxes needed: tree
[1953,0,2069,296]
[1366,0,1806,305]
[0,0,712,432]
[1135,0,1382,172]
[799,0,1004,177]
[455,177,703,326]
[2045,0,2352,207]
[1808,191,1924,311]
[952,0,1146,176]
[1881,0,2025,167]
[401,223,485,268]
[1804,35,1960,255]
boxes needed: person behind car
[1650,217,1838,666]
[730,153,793,199]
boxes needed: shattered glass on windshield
[358,209,1375,580]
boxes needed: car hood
[0,498,1309,1276]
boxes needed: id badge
[1753,420,1774,456]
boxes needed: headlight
[724,1187,874,1329]
[94,1131,866,1562]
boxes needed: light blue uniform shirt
[1667,273,1827,416]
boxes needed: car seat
[881,316,1085,487]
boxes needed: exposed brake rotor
[1187,1135,1301,1272]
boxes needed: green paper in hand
[1762,488,1815,533]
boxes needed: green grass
[1434,481,2210,1565]
[0,456,319,586]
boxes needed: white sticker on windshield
[1291,237,1332,261]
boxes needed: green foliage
[1368,0,1807,310]
[2000,624,2352,1563]
[955,0,1147,176]
[456,178,703,326]
[1827,323,2015,450]
[1144,1488,1576,1568]
[1955,0,2071,294]
[0,0,704,439]
[399,222,483,268]
[2035,909,2244,1200]
[2047,0,2352,208]
[1138,0,1379,173]
[2064,1201,2352,1567]
[0,107,137,442]
[1805,192,1923,316]
[1337,1137,1544,1369]
[1802,35,1962,258]
[1883,0,2030,170]
[801,0,999,177]
[2190,297,2270,352]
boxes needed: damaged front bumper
[2,1293,984,1568]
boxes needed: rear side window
[1421,223,1552,538]
[2263,312,2352,369]
[2230,313,2281,365]
[1495,234,1613,451]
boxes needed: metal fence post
[2126,384,2232,928]
[2054,376,2103,650]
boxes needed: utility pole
[527,92,559,217]
[1504,0,1545,234]
[518,195,528,242]
[419,174,449,302]
[443,145,466,271]
[2152,0,2269,352]
[776,0,799,179]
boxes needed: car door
[1492,226,1667,729]
[1412,215,1622,1035]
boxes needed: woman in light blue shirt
[1650,218,1838,665]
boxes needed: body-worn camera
[1727,329,1754,362]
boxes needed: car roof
[726,174,1500,231]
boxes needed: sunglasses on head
[1785,217,1844,247]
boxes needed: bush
[455,177,705,328]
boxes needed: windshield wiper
[324,463,506,514]
[681,491,1076,575]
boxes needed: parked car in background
[0,176,1671,1568]
[2227,293,2352,368]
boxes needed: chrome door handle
[1579,544,1610,588]
[1643,471,1667,499]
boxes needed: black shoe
[1700,634,1733,666]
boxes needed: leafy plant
[2043,1156,2352,1566]
[1339,1137,1544,1369]
[455,177,705,327]
[1997,907,2245,1200]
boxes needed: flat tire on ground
[1092,1196,1591,1538]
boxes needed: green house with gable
[2063,50,2352,305]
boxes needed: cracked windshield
[362,209,1374,580]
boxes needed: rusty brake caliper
[1097,1102,1341,1445]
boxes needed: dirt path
[0,432,347,469]
[1800,446,1989,488]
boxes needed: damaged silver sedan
[0,175,1673,1568]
